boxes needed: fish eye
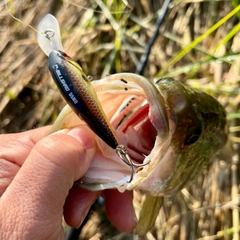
[184,134,200,145]
[184,126,202,146]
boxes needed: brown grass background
[0,0,240,239]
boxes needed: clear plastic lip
[37,14,64,56]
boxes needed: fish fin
[136,195,163,236]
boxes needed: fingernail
[67,126,95,149]
[75,207,90,228]
[133,212,138,225]
[130,206,138,228]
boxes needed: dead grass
[0,0,240,239]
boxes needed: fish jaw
[126,136,174,193]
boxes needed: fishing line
[5,0,133,35]
[68,0,133,14]
[4,0,56,40]
[4,0,40,34]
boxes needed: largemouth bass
[51,71,227,235]
[52,73,227,195]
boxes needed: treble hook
[116,145,150,183]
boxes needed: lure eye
[58,50,71,59]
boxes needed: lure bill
[37,14,63,56]
[37,14,149,182]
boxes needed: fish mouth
[111,97,157,164]
[77,73,171,192]
[54,74,227,195]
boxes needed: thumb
[0,126,96,239]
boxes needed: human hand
[0,126,137,239]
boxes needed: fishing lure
[37,14,148,181]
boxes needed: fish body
[53,72,227,196]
